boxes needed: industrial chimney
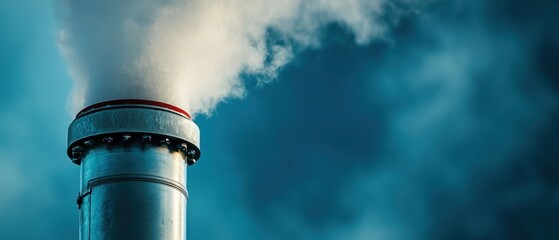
[66,99,201,240]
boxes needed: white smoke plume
[57,0,393,117]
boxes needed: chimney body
[67,100,201,240]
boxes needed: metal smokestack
[66,99,201,240]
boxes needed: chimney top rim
[77,99,192,119]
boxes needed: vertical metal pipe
[67,100,201,240]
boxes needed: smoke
[189,1,559,239]
[56,0,402,116]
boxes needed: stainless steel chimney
[67,99,201,240]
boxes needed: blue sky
[1,0,559,239]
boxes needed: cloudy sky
[1,0,558,239]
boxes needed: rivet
[160,138,170,145]
[142,135,152,142]
[187,149,196,157]
[122,134,132,142]
[187,158,197,165]
[71,157,81,164]
[102,136,114,143]
[71,146,82,157]
[178,143,188,152]
[84,140,95,146]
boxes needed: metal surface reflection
[67,100,201,240]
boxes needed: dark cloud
[190,0,559,239]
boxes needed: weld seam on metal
[87,174,189,199]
